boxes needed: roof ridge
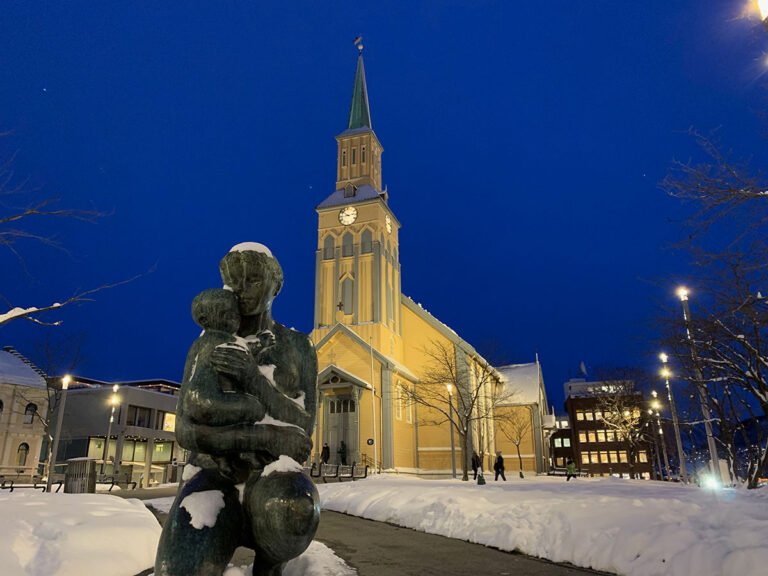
[2,346,47,378]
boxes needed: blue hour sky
[1,1,767,410]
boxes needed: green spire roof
[347,53,372,130]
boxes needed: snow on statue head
[219,242,284,316]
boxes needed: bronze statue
[155,243,319,576]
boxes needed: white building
[0,348,49,481]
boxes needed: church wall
[493,404,539,474]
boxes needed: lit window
[563,438,571,447]
[598,451,607,463]
[594,411,603,420]
[163,413,176,432]
[554,438,562,448]
[585,411,594,421]
[597,430,606,443]
[638,451,648,463]
[581,453,590,465]
[619,451,628,463]
[579,431,587,443]
[576,411,585,421]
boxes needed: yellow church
[310,46,553,477]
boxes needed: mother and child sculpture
[154,242,320,576]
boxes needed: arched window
[323,236,335,260]
[17,443,29,467]
[341,277,354,315]
[342,232,353,257]
[361,145,366,163]
[351,148,356,165]
[23,403,37,424]
[342,149,347,167]
[361,229,373,253]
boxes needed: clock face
[385,214,392,234]
[339,206,358,225]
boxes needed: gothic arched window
[342,232,353,257]
[341,277,354,315]
[23,403,37,424]
[17,443,29,467]
[323,236,335,260]
[361,229,373,254]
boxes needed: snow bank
[318,475,768,576]
[223,541,356,576]
[0,491,160,576]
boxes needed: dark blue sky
[2,1,767,410]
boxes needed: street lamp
[446,384,457,479]
[101,384,120,477]
[650,391,670,479]
[46,374,71,492]
[676,286,722,484]
[660,353,688,482]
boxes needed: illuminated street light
[659,354,687,482]
[101,384,121,477]
[649,391,670,478]
[675,288,722,484]
[46,374,71,492]
[446,384,456,479]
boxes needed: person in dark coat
[493,451,506,481]
[471,451,481,480]
[338,441,347,465]
[320,443,330,465]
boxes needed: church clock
[339,206,358,225]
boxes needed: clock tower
[312,44,402,355]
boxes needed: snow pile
[223,541,356,576]
[180,490,226,529]
[319,475,768,576]
[229,242,273,257]
[0,491,160,576]
[263,455,304,477]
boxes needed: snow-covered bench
[0,476,62,492]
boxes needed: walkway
[124,485,609,576]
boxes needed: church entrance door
[326,395,358,465]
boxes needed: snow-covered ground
[318,475,768,576]
[0,491,159,576]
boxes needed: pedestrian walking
[321,443,330,465]
[493,451,506,481]
[471,451,481,480]
[338,440,347,465]
[566,458,576,481]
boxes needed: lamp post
[660,353,688,482]
[650,391,671,479]
[677,287,721,483]
[446,384,457,479]
[46,374,71,493]
[101,384,120,477]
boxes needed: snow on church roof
[0,349,47,389]
[496,362,543,406]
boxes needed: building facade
[0,348,49,481]
[310,48,550,476]
[52,376,182,487]
[564,378,653,478]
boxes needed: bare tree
[403,340,512,481]
[496,405,532,478]
[593,380,651,479]
[662,130,768,488]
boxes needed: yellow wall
[493,405,538,473]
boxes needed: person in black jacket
[320,443,330,465]
[338,441,347,465]
[493,451,506,481]
[471,451,481,480]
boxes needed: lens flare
[759,1,768,20]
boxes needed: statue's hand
[211,346,256,381]
[272,427,312,463]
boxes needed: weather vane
[354,35,363,53]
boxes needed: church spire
[347,40,372,130]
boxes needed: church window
[23,403,37,424]
[344,184,356,198]
[323,236,335,260]
[17,443,29,467]
[361,145,366,163]
[342,233,353,257]
[341,277,354,315]
[342,150,347,167]
[361,229,373,253]
[351,148,356,165]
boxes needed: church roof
[347,52,372,130]
[0,349,47,389]
[496,362,545,406]
[316,184,384,210]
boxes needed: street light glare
[758,0,768,20]
[661,367,672,379]
[676,286,689,301]
[61,374,72,390]
[659,352,668,364]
